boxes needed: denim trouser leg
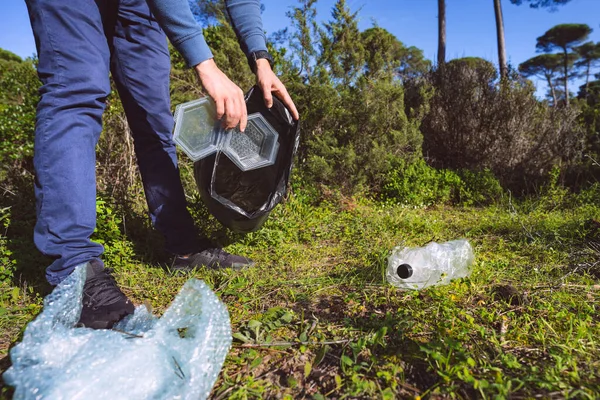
[27,0,202,286]
[109,0,200,255]
[26,0,112,285]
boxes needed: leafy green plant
[536,164,571,210]
[0,206,15,283]
[382,158,463,206]
[92,199,134,264]
[0,57,39,176]
[575,182,600,206]
[457,168,504,206]
[233,307,294,344]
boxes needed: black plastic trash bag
[194,86,300,233]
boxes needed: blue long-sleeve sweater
[146,0,267,68]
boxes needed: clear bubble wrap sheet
[3,265,232,400]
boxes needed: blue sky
[2,0,599,95]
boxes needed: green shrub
[575,182,600,206]
[406,58,585,193]
[0,57,39,176]
[298,77,424,194]
[456,168,504,206]
[382,160,504,207]
[382,159,462,206]
[0,49,22,63]
[0,206,15,283]
[536,165,571,209]
[93,199,134,265]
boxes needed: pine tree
[536,24,592,106]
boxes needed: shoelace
[205,248,228,260]
[83,268,126,308]
[182,249,228,262]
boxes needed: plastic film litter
[3,264,232,400]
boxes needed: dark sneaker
[78,261,135,329]
[172,248,255,271]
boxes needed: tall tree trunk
[563,48,570,107]
[545,73,558,106]
[585,61,591,93]
[493,0,507,79]
[438,0,446,65]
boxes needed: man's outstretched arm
[226,0,299,119]
[146,0,215,68]
[146,0,297,127]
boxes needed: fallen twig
[111,328,144,339]
[0,186,15,196]
[235,339,351,348]
[533,283,600,290]
[499,317,508,344]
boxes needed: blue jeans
[26,0,201,285]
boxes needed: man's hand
[195,58,248,131]
[255,59,300,121]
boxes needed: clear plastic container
[386,239,474,290]
[173,98,221,162]
[173,98,280,171]
[222,114,279,171]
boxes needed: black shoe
[172,248,255,271]
[78,261,135,329]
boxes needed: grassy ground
[1,185,599,399]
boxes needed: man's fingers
[223,97,238,129]
[196,60,253,129]
[274,86,299,120]
[262,84,274,109]
[234,90,247,132]
[215,98,225,120]
[239,93,248,132]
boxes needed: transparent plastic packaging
[173,97,279,171]
[3,264,232,400]
[173,97,221,162]
[386,239,475,290]
[222,114,279,171]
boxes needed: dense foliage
[0,51,39,178]
[408,58,584,192]
[2,0,598,201]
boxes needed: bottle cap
[396,263,413,279]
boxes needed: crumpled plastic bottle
[3,265,232,400]
[386,239,475,290]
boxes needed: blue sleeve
[146,0,212,67]
[146,0,267,69]
[225,0,268,54]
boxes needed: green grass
[1,187,599,399]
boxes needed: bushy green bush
[406,58,585,193]
[536,165,571,209]
[575,182,600,206]
[0,57,39,177]
[456,168,504,206]
[382,159,504,207]
[382,159,460,206]
[0,206,16,283]
[93,199,134,264]
[297,76,424,194]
